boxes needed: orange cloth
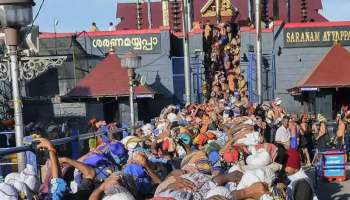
[228,74,235,92]
[206,131,217,140]
[193,133,208,146]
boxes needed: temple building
[1,0,346,128]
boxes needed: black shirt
[294,179,314,200]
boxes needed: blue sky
[33,0,350,32]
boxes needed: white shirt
[275,125,290,143]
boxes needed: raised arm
[59,157,96,179]
[36,138,61,178]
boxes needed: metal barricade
[313,148,349,187]
[0,128,126,178]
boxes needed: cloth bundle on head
[233,106,241,117]
[246,149,272,169]
[237,167,276,190]
[317,113,327,123]
[274,97,282,106]
[156,122,168,134]
[104,183,136,200]
[5,178,33,200]
[109,141,127,156]
[121,136,143,150]
[181,151,211,174]
[253,143,278,162]
[4,173,21,185]
[162,137,176,152]
[179,126,191,135]
[83,152,110,167]
[103,191,135,200]
[167,113,177,123]
[206,131,217,140]
[142,123,154,136]
[206,186,233,200]
[235,131,260,146]
[0,183,18,200]
[209,131,228,147]
[208,151,220,165]
[122,163,152,195]
[206,142,221,155]
[228,164,242,173]
[177,133,191,145]
[109,141,128,164]
[132,152,147,165]
[19,165,39,192]
[242,118,255,126]
[286,149,301,170]
[193,133,207,146]
[5,172,34,199]
[223,148,239,164]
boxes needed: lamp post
[121,51,141,135]
[255,0,263,104]
[0,0,34,172]
[182,0,191,105]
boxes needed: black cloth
[63,178,94,200]
[299,134,308,148]
[0,134,7,148]
[317,133,331,150]
[293,179,313,200]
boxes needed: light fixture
[121,51,141,70]
[0,0,34,28]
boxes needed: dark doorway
[103,101,119,123]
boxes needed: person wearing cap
[284,149,318,200]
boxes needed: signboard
[77,33,161,56]
[323,152,346,177]
[300,87,318,91]
[53,103,86,117]
[284,26,350,48]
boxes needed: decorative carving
[0,56,67,81]
[201,0,234,18]
[0,62,10,81]
[20,56,67,80]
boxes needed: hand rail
[0,128,126,157]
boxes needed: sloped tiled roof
[293,44,350,89]
[67,53,154,98]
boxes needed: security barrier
[0,128,126,177]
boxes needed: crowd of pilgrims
[3,22,350,200]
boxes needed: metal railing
[0,128,126,157]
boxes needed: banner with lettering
[77,33,162,56]
[284,26,350,48]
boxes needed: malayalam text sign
[77,33,161,56]
[284,26,350,48]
